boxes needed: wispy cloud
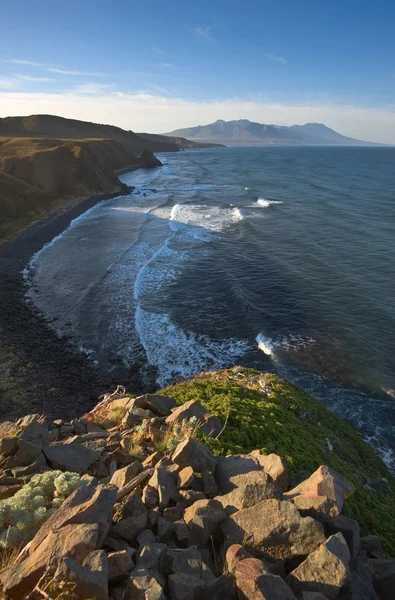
[264,53,287,65]
[152,45,166,56]
[0,78,18,89]
[15,74,55,82]
[5,59,48,67]
[196,25,216,40]
[74,83,114,94]
[47,68,106,76]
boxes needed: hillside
[138,132,225,149]
[166,119,379,146]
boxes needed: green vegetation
[161,366,395,556]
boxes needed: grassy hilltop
[162,367,395,556]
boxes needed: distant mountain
[137,132,225,149]
[166,119,379,146]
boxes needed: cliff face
[0,136,157,243]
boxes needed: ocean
[24,146,395,469]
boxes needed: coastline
[0,179,147,421]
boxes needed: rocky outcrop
[0,385,388,600]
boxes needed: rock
[149,465,181,509]
[173,520,189,546]
[320,514,361,558]
[234,557,296,599]
[179,489,207,505]
[184,499,226,546]
[302,593,330,600]
[361,535,383,558]
[142,451,163,468]
[172,438,216,473]
[125,567,165,599]
[215,453,262,493]
[72,418,87,435]
[142,484,158,508]
[136,150,163,168]
[43,441,104,473]
[284,465,355,517]
[207,571,236,599]
[108,550,134,584]
[223,498,326,560]
[214,473,279,515]
[286,533,350,599]
[54,550,109,600]
[110,462,142,489]
[31,482,117,551]
[341,557,378,600]
[122,408,155,428]
[136,543,167,575]
[202,471,218,497]
[367,559,395,600]
[112,512,148,542]
[139,394,176,416]
[0,523,99,599]
[166,400,222,437]
[163,546,206,577]
[0,483,23,499]
[109,584,127,600]
[11,453,48,477]
[178,466,202,490]
[168,573,206,599]
[250,450,288,491]
[163,506,183,522]
[157,517,175,543]
[226,544,254,573]
[7,439,42,467]
[366,477,390,495]
[288,471,310,489]
[0,436,18,455]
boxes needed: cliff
[0,368,393,599]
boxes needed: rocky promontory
[0,367,393,599]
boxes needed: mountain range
[166,120,378,146]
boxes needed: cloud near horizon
[0,90,394,144]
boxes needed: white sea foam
[256,332,315,356]
[256,198,283,208]
[136,306,250,386]
[256,333,274,355]
[232,207,245,221]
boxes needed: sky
[0,0,395,143]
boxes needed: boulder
[284,465,355,517]
[157,517,175,543]
[178,466,202,490]
[149,465,181,509]
[135,543,167,573]
[0,523,99,599]
[112,511,147,542]
[234,557,296,599]
[184,499,227,546]
[202,471,218,497]
[0,483,23,499]
[110,462,142,489]
[285,533,350,599]
[226,544,255,574]
[320,514,361,558]
[214,473,279,515]
[136,150,163,168]
[207,571,236,599]
[341,557,378,600]
[215,453,262,493]
[108,550,134,584]
[43,441,105,473]
[142,451,163,468]
[165,400,222,437]
[53,550,109,600]
[250,450,288,491]
[172,438,216,473]
[361,535,383,558]
[139,394,176,416]
[125,567,165,599]
[11,453,48,477]
[179,489,207,505]
[222,499,326,560]
[168,573,206,599]
[366,477,390,495]
[7,439,42,467]
[122,408,154,428]
[0,436,18,456]
[367,559,395,600]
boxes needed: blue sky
[1,0,394,142]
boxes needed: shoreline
[0,179,148,421]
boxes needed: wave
[256,198,283,208]
[231,207,245,221]
[256,333,274,355]
[256,332,316,356]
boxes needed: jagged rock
[11,453,48,477]
[173,520,189,546]
[178,465,202,490]
[147,507,160,528]
[137,529,156,547]
[139,394,176,416]
[72,418,87,435]
[320,514,361,558]
[166,400,222,437]
[361,535,383,558]
[125,567,165,599]
[168,573,206,599]
[0,523,99,599]
[163,506,183,522]
[142,483,159,508]
[250,450,288,491]
[43,440,105,473]
[136,150,163,168]
[136,543,167,577]
[214,474,279,515]
[222,498,326,560]
[284,465,355,517]
[0,435,18,455]
[184,499,226,546]
[143,451,163,468]
[110,462,142,489]
[157,517,175,543]
[108,550,134,584]
[226,544,255,573]
[202,470,218,497]
[207,571,237,599]
[122,408,155,428]
[339,557,378,600]
[0,482,23,499]
[366,477,390,495]
[215,453,262,493]
[234,557,296,599]
[163,545,204,576]
[148,465,181,509]
[109,584,126,600]
[53,550,109,600]
[172,438,216,473]
[112,510,148,542]
[179,489,207,505]
[286,533,350,599]
[6,439,42,467]
[367,559,395,600]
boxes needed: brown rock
[179,489,207,505]
[178,466,201,490]
[149,465,181,509]
[108,550,134,584]
[166,400,222,437]
[302,593,330,599]
[214,473,279,515]
[207,571,236,599]
[361,535,383,558]
[184,499,226,546]
[284,465,355,517]
[320,514,361,558]
[286,533,350,599]
[43,441,105,473]
[139,394,176,416]
[234,557,296,599]
[125,567,165,599]
[54,550,109,600]
[110,462,142,489]
[172,438,216,473]
[215,453,262,493]
[202,471,218,497]
[168,573,206,599]
[157,517,175,543]
[7,439,42,467]
[142,451,163,468]
[0,483,23,499]
[226,544,254,574]
[367,559,395,600]
[0,436,18,456]
[11,453,48,477]
[223,498,326,560]
[250,450,288,491]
